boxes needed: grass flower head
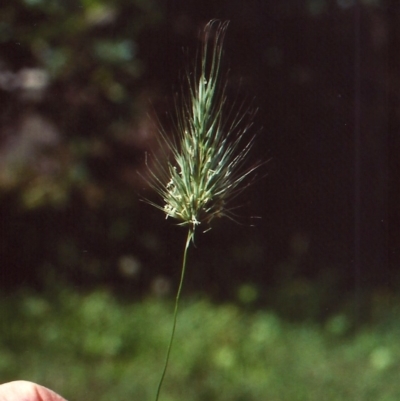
[149,20,261,401]
[149,20,258,235]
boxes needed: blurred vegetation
[0,1,397,397]
[1,288,400,400]
[0,0,396,353]
[0,0,168,291]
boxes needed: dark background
[0,0,397,322]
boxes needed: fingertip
[0,381,67,401]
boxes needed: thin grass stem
[154,228,194,401]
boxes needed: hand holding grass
[147,20,261,401]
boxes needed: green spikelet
[148,20,258,233]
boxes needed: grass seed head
[148,20,259,233]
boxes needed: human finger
[0,381,67,401]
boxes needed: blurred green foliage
[0,2,396,398]
[0,0,166,289]
[0,0,162,203]
[1,288,400,400]
[0,0,395,319]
